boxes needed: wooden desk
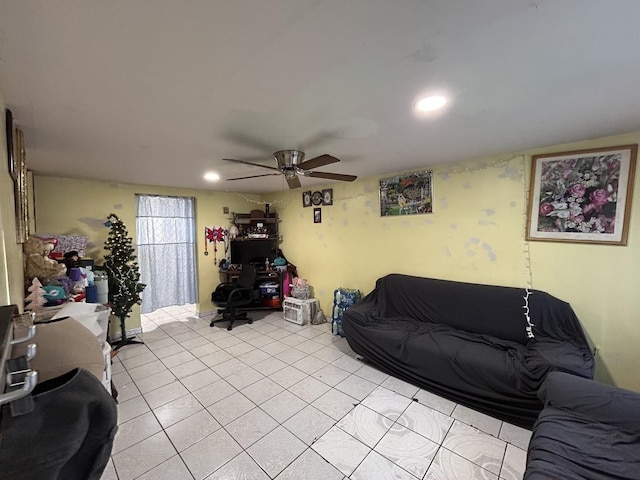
[220,269,284,310]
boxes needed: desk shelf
[220,269,284,310]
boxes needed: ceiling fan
[223,150,357,189]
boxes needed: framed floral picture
[526,144,637,245]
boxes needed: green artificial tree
[104,213,146,349]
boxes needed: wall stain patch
[443,246,451,257]
[478,220,497,226]
[463,182,472,189]
[482,242,497,261]
[364,200,376,213]
[78,217,107,231]
[498,163,523,181]
[510,201,517,207]
[467,237,481,246]
[439,197,448,209]
[113,204,123,210]
[450,224,458,230]
[483,209,495,216]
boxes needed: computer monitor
[230,239,276,266]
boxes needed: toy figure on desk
[63,250,81,274]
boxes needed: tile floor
[101,304,531,480]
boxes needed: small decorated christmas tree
[24,277,46,311]
[104,213,146,349]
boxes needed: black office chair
[210,264,257,331]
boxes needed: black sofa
[525,371,640,479]
[342,274,594,428]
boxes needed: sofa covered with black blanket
[525,371,640,480]
[342,274,594,428]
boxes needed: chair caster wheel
[248,319,253,324]
[227,325,232,331]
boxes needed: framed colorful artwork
[380,171,433,216]
[526,144,637,245]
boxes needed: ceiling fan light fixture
[283,168,297,179]
[415,95,448,112]
[203,171,220,182]
[274,150,305,168]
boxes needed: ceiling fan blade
[227,173,281,181]
[307,171,357,182]
[298,154,340,171]
[222,158,279,171]
[286,176,302,189]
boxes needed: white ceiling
[1,1,640,193]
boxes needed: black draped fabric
[342,274,594,428]
[525,372,640,479]
[0,369,118,480]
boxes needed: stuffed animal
[42,285,66,305]
[291,277,308,288]
[23,236,67,284]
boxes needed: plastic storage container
[94,271,109,304]
[260,281,281,308]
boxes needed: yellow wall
[33,176,258,334]
[268,158,529,316]
[266,132,640,392]
[0,90,25,308]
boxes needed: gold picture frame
[526,144,637,245]
[13,128,29,244]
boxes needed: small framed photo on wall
[313,207,322,223]
[302,191,312,208]
[322,188,333,206]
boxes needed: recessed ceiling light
[203,172,220,182]
[415,95,448,112]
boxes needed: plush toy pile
[291,277,311,299]
[23,236,67,285]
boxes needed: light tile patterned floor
[101,305,531,480]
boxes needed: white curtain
[136,195,197,313]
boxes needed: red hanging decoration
[204,227,226,264]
